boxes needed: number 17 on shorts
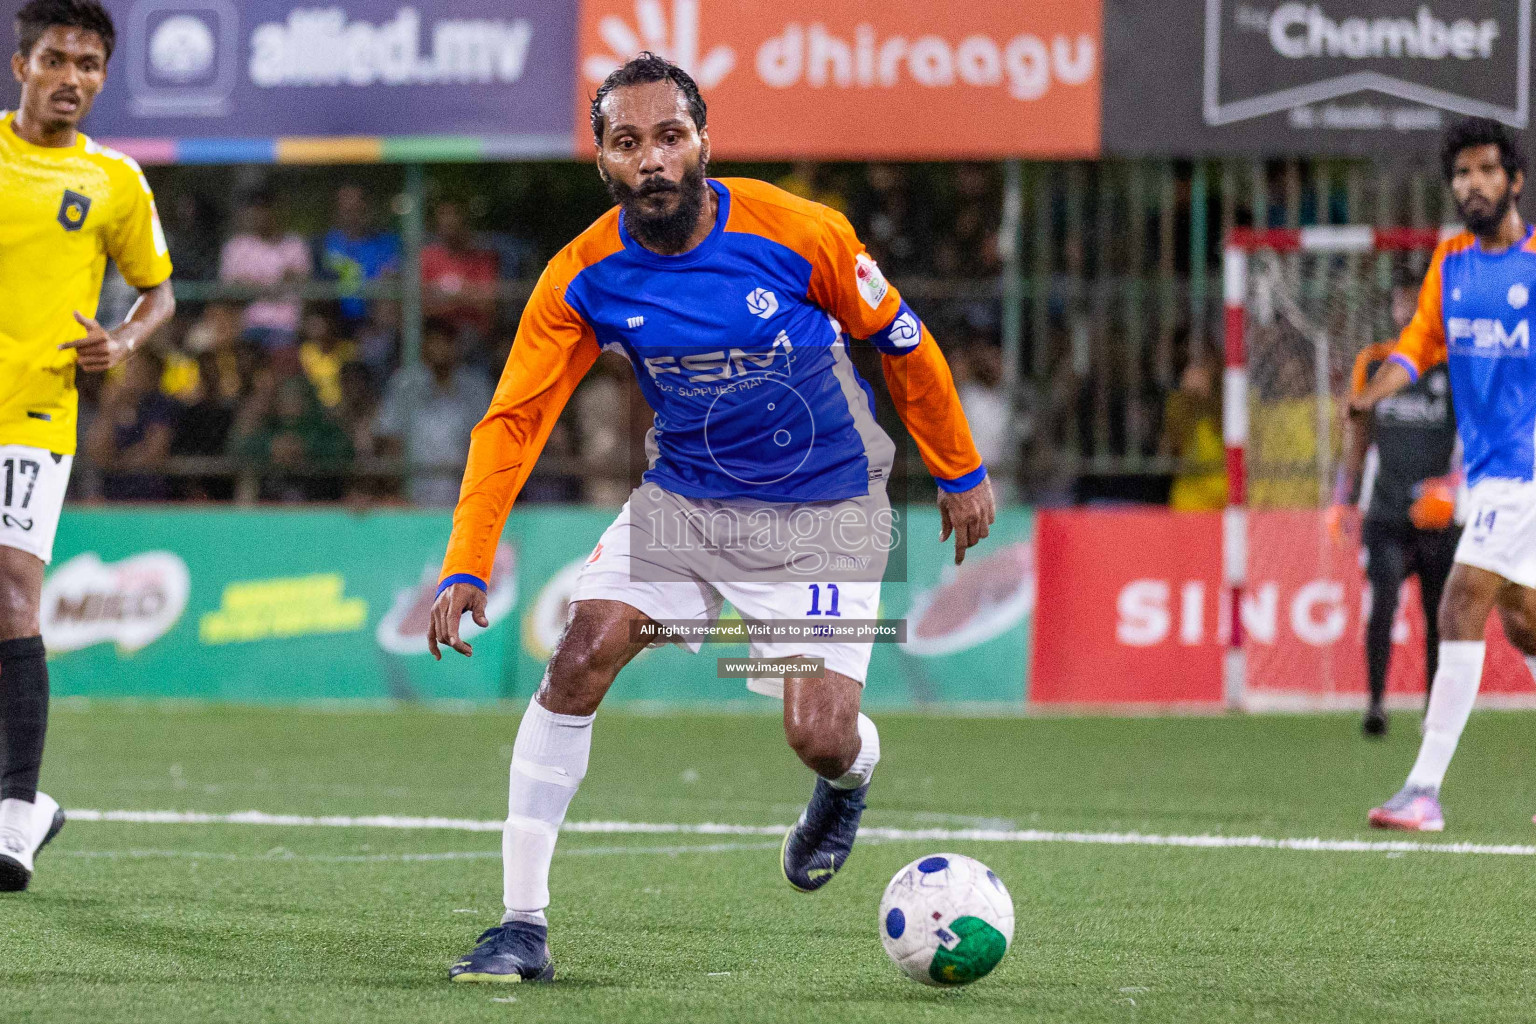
[0,445,73,564]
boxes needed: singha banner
[1104,0,1531,156]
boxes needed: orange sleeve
[439,266,600,586]
[1350,343,1392,397]
[880,324,986,490]
[1390,250,1447,378]
[806,207,985,489]
[807,207,904,339]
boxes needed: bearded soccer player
[1353,118,1536,831]
[429,53,993,982]
[0,0,175,889]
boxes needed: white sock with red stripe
[1406,641,1485,791]
[500,696,593,926]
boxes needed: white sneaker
[0,793,65,892]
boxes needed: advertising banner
[575,0,1102,159]
[43,506,1033,707]
[0,0,575,160]
[1031,508,1535,706]
[1102,0,1530,156]
[1031,508,1224,705]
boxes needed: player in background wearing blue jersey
[1352,118,1536,832]
[429,54,994,981]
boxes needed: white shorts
[569,483,888,693]
[0,445,72,564]
[1455,477,1536,589]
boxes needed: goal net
[1223,227,1441,709]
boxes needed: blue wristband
[436,573,487,598]
[936,464,988,493]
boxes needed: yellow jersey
[0,111,173,454]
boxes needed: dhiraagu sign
[43,507,1032,707]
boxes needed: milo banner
[1103,0,1530,156]
[43,506,1033,707]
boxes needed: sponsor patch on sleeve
[854,253,889,310]
[870,300,924,354]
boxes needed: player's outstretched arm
[1352,245,1447,419]
[1347,358,1413,418]
[1330,347,1381,545]
[430,264,600,658]
[59,280,175,372]
[805,208,992,562]
[428,583,489,660]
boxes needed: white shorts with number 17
[1455,478,1536,589]
[0,445,72,564]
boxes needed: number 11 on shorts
[807,583,841,616]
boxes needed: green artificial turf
[6,703,1536,1023]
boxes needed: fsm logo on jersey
[1448,316,1531,356]
[576,0,1102,158]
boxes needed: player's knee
[0,576,39,641]
[540,624,626,715]
[784,720,855,778]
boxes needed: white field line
[64,809,1536,857]
[61,841,779,864]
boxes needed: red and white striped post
[1221,242,1248,709]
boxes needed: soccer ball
[878,853,1014,986]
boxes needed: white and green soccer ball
[878,853,1014,986]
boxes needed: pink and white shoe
[1368,785,1445,832]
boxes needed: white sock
[501,696,593,925]
[826,713,880,790]
[1406,641,1485,791]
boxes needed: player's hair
[589,51,707,147]
[14,0,115,61]
[1440,117,1527,184]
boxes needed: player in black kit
[1329,275,1461,737]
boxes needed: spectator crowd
[77,163,1025,508]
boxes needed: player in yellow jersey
[0,0,175,891]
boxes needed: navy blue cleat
[448,921,555,984]
[781,778,868,893]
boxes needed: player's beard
[609,159,709,255]
[1457,182,1518,236]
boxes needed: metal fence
[85,157,1453,506]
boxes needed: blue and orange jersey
[440,177,985,587]
[1391,225,1536,486]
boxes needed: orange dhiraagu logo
[199,574,367,644]
[576,0,1102,159]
